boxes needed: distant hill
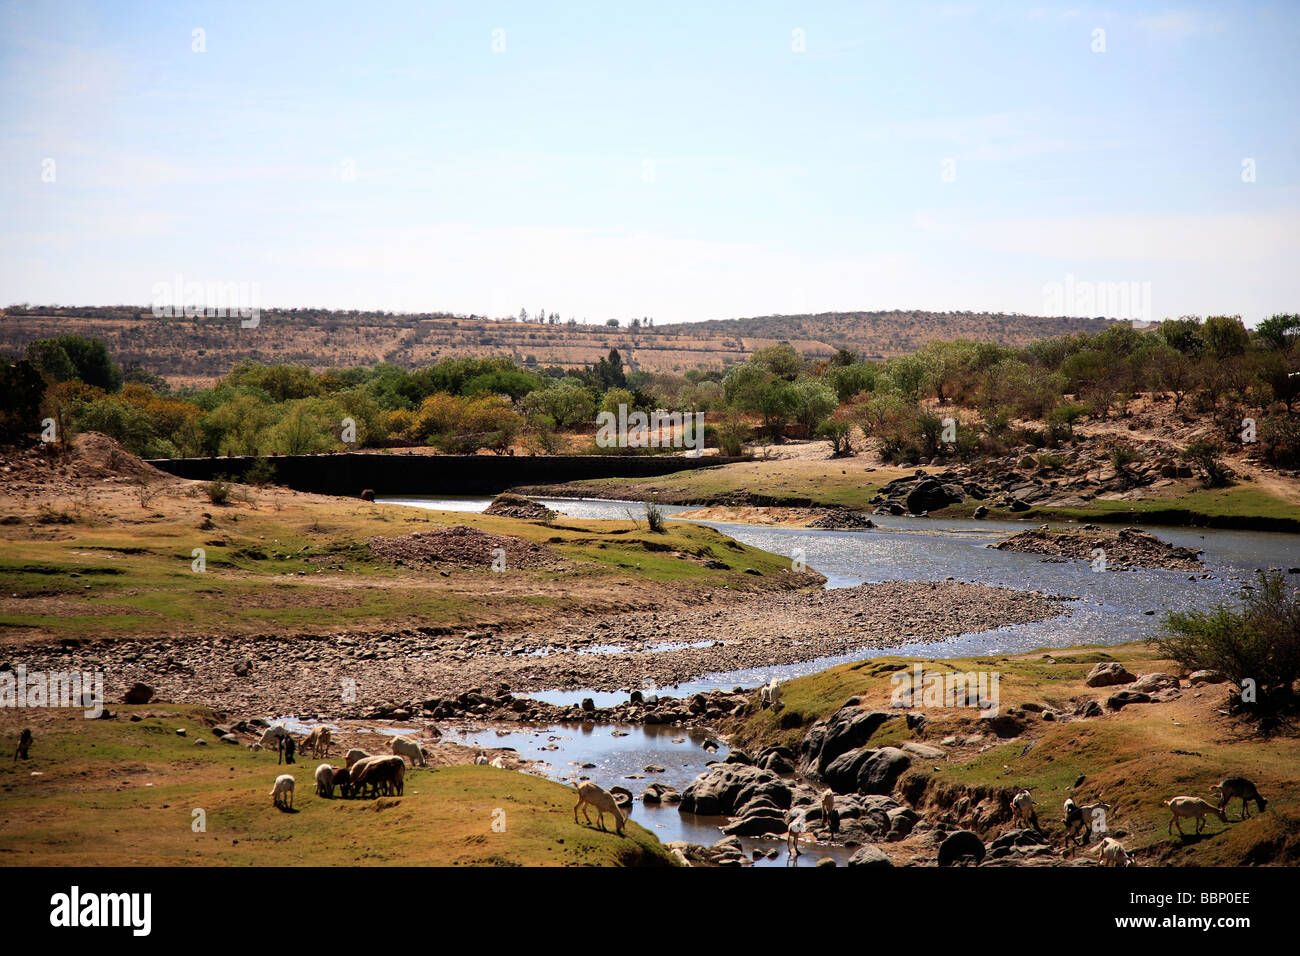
[0,306,1115,386]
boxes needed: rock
[723,748,753,765]
[856,747,912,795]
[1008,498,1030,512]
[980,714,1027,738]
[972,505,989,519]
[1075,699,1104,718]
[123,683,154,705]
[580,698,595,712]
[1085,662,1136,687]
[175,728,186,737]
[798,707,896,776]
[847,845,894,867]
[1131,673,1180,694]
[608,786,633,810]
[899,740,945,760]
[1188,669,1225,685]
[679,764,791,817]
[907,478,960,514]
[642,783,682,805]
[816,857,837,867]
[1107,690,1152,710]
[938,829,986,867]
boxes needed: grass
[0,487,808,642]
[725,641,1300,866]
[0,706,675,867]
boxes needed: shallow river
[374,494,1299,862]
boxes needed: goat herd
[261,725,426,811]
[1007,777,1269,867]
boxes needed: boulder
[123,682,154,705]
[1106,690,1152,710]
[938,829,986,867]
[1188,669,1226,685]
[798,707,896,776]
[1085,662,1136,687]
[679,764,791,817]
[847,845,894,868]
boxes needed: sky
[1,0,1297,325]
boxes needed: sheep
[314,763,335,798]
[332,765,351,798]
[1165,796,1227,836]
[257,725,292,750]
[489,755,507,769]
[473,751,489,765]
[344,748,369,769]
[1211,777,1267,819]
[271,773,295,810]
[350,755,405,798]
[1011,789,1040,830]
[1090,836,1134,867]
[301,727,331,758]
[572,779,625,836]
[13,728,32,761]
[389,736,425,767]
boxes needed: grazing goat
[1090,836,1134,867]
[350,755,405,798]
[572,779,625,836]
[1165,796,1227,836]
[1211,777,1267,819]
[758,678,781,710]
[271,774,295,810]
[301,727,331,758]
[389,736,425,767]
[1011,789,1040,830]
[314,763,335,798]
[786,809,808,861]
[344,749,369,769]
[332,765,351,798]
[13,728,32,761]
[258,725,292,750]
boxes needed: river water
[377,494,1299,863]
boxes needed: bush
[1158,572,1300,724]
[644,497,666,533]
[817,420,854,457]
[1110,443,1140,474]
[205,477,233,505]
[1183,439,1231,488]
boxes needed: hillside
[0,306,1115,387]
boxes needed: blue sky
[1,0,1297,324]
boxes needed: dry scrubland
[0,309,1113,387]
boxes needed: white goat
[389,736,425,767]
[1165,796,1227,835]
[344,748,369,769]
[758,678,782,709]
[314,763,335,798]
[1011,789,1040,829]
[572,779,625,836]
[257,725,292,750]
[1090,836,1134,867]
[271,773,295,809]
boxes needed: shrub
[205,477,233,505]
[816,420,854,457]
[1158,572,1300,724]
[644,497,666,533]
[1183,439,1231,488]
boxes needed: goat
[13,728,32,761]
[786,808,808,861]
[301,727,331,758]
[278,735,296,766]
[820,789,838,836]
[758,678,781,710]
[1064,798,1110,846]
[490,755,507,769]
[572,779,625,836]
[271,773,295,810]
[350,755,405,798]
[344,748,369,769]
[1090,836,1134,867]
[389,736,425,767]
[332,765,351,798]
[1165,796,1227,836]
[314,763,335,798]
[1211,777,1267,819]
[258,725,292,750]
[473,751,489,765]
[1011,789,1040,830]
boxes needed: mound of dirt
[993,526,1203,571]
[368,525,560,570]
[483,493,555,521]
[69,432,170,481]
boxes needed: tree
[0,359,46,443]
[790,378,838,433]
[1254,313,1300,351]
[1203,315,1250,360]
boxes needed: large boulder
[679,764,791,817]
[798,707,896,776]
[938,829,986,867]
[847,845,894,868]
[906,478,960,514]
[1085,662,1136,687]
[123,682,154,705]
[1107,690,1152,710]
[822,746,911,795]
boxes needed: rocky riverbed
[10,581,1065,718]
[993,526,1203,572]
